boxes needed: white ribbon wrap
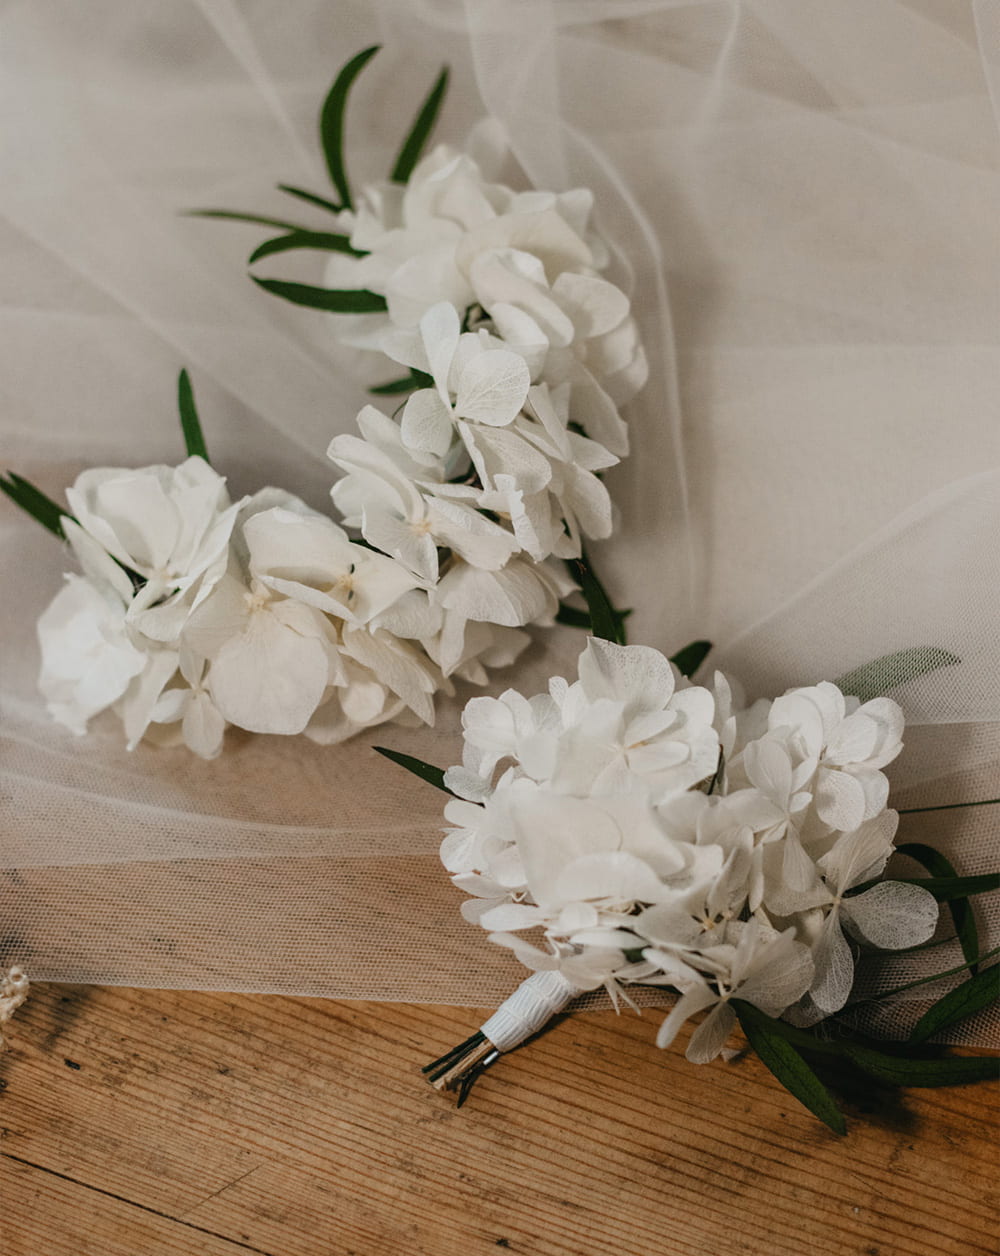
[480,971,581,1052]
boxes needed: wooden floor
[0,984,996,1256]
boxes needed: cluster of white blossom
[440,639,939,1061]
[322,138,646,678]
[38,460,441,756]
[328,131,647,455]
[36,139,645,755]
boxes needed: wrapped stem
[423,971,580,1105]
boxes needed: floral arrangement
[2,48,996,1129]
[400,637,999,1128]
[4,48,638,755]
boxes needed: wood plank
[1,984,996,1256]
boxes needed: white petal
[551,271,630,338]
[207,610,330,735]
[455,350,530,426]
[808,916,855,1015]
[182,690,226,760]
[554,851,667,906]
[655,985,718,1050]
[685,1002,737,1064]
[841,882,938,950]
[578,638,676,720]
[815,768,868,831]
[400,389,455,458]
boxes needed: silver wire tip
[422,1030,501,1107]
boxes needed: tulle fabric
[1,0,997,1040]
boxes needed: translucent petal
[841,882,939,950]
[455,350,531,426]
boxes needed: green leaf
[0,472,75,539]
[373,747,453,795]
[835,646,960,703]
[369,370,434,396]
[176,370,209,463]
[903,874,1000,903]
[895,842,979,972]
[251,276,387,314]
[842,1043,998,1088]
[555,604,594,629]
[276,184,345,216]
[564,549,628,645]
[899,797,1000,816]
[320,45,380,212]
[391,67,449,184]
[909,967,1000,1045]
[184,209,307,231]
[858,944,1000,1004]
[248,231,366,265]
[733,1001,846,1134]
[670,640,712,679]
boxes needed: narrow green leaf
[899,797,1000,816]
[555,604,594,629]
[906,874,1000,903]
[391,67,449,184]
[251,276,387,314]
[369,370,434,396]
[896,843,979,972]
[373,747,453,795]
[908,967,1000,1044]
[670,640,712,679]
[835,646,960,703]
[733,1001,846,1134]
[248,231,366,265]
[276,183,344,215]
[842,1044,998,1088]
[184,209,307,231]
[857,944,1000,1004]
[176,370,209,463]
[320,45,380,211]
[0,472,74,539]
[564,549,628,645]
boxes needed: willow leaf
[391,67,449,183]
[0,473,74,540]
[251,276,387,314]
[670,640,712,679]
[733,1001,846,1135]
[248,231,365,265]
[373,747,452,795]
[276,184,344,216]
[184,209,307,231]
[895,842,979,972]
[320,45,380,211]
[369,370,434,396]
[564,550,627,645]
[835,646,960,703]
[908,968,1000,1045]
[177,370,209,463]
[842,1044,998,1088]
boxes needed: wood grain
[1,984,996,1256]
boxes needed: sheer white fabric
[1,0,997,1041]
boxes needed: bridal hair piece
[1,2,997,1092]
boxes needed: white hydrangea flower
[802,811,938,1016]
[65,456,242,641]
[651,921,815,1063]
[765,682,905,832]
[326,136,644,449]
[441,640,922,1057]
[37,574,147,735]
